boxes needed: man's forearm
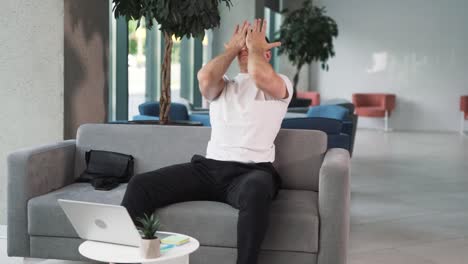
[248,49,281,97]
[248,49,275,78]
[197,48,239,100]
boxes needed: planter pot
[140,238,161,259]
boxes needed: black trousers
[121,154,281,264]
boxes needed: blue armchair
[189,113,211,127]
[281,117,351,151]
[135,102,189,121]
[134,102,212,126]
[306,104,355,155]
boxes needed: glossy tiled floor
[348,130,468,264]
[1,130,468,264]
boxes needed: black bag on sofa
[77,150,134,191]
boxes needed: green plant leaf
[276,0,338,89]
[136,213,161,239]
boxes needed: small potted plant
[137,213,161,258]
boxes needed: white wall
[313,0,468,131]
[0,0,64,224]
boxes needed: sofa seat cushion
[28,183,127,238]
[156,190,319,253]
[355,106,387,117]
[28,184,319,253]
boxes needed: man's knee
[126,172,144,190]
[126,170,158,193]
[240,172,275,202]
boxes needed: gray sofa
[7,124,350,264]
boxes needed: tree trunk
[159,32,173,124]
[292,65,302,99]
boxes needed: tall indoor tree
[277,0,338,105]
[112,0,232,124]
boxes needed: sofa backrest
[306,105,349,120]
[352,93,396,109]
[75,124,327,191]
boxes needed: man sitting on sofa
[122,19,292,264]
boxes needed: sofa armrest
[460,96,468,112]
[383,94,396,112]
[7,140,76,257]
[317,148,350,264]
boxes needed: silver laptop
[58,199,141,247]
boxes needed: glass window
[128,19,147,119]
[264,7,282,71]
[171,36,182,103]
[201,31,213,108]
[202,31,213,66]
[109,12,206,120]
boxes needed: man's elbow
[197,71,220,101]
[251,70,269,89]
[250,68,264,81]
[197,70,209,87]
[252,72,285,99]
[197,71,210,94]
[270,88,287,100]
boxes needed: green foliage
[277,0,338,71]
[129,39,138,55]
[136,213,161,239]
[128,19,139,35]
[112,0,233,40]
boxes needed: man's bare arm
[247,19,287,99]
[197,21,250,101]
[248,49,287,99]
[197,48,238,101]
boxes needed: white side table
[79,231,200,264]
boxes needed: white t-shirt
[205,73,293,163]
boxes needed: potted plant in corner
[277,0,338,107]
[137,213,161,258]
[112,0,233,124]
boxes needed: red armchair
[352,93,396,131]
[460,96,468,134]
[297,91,320,106]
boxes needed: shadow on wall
[64,36,85,137]
[64,0,109,139]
